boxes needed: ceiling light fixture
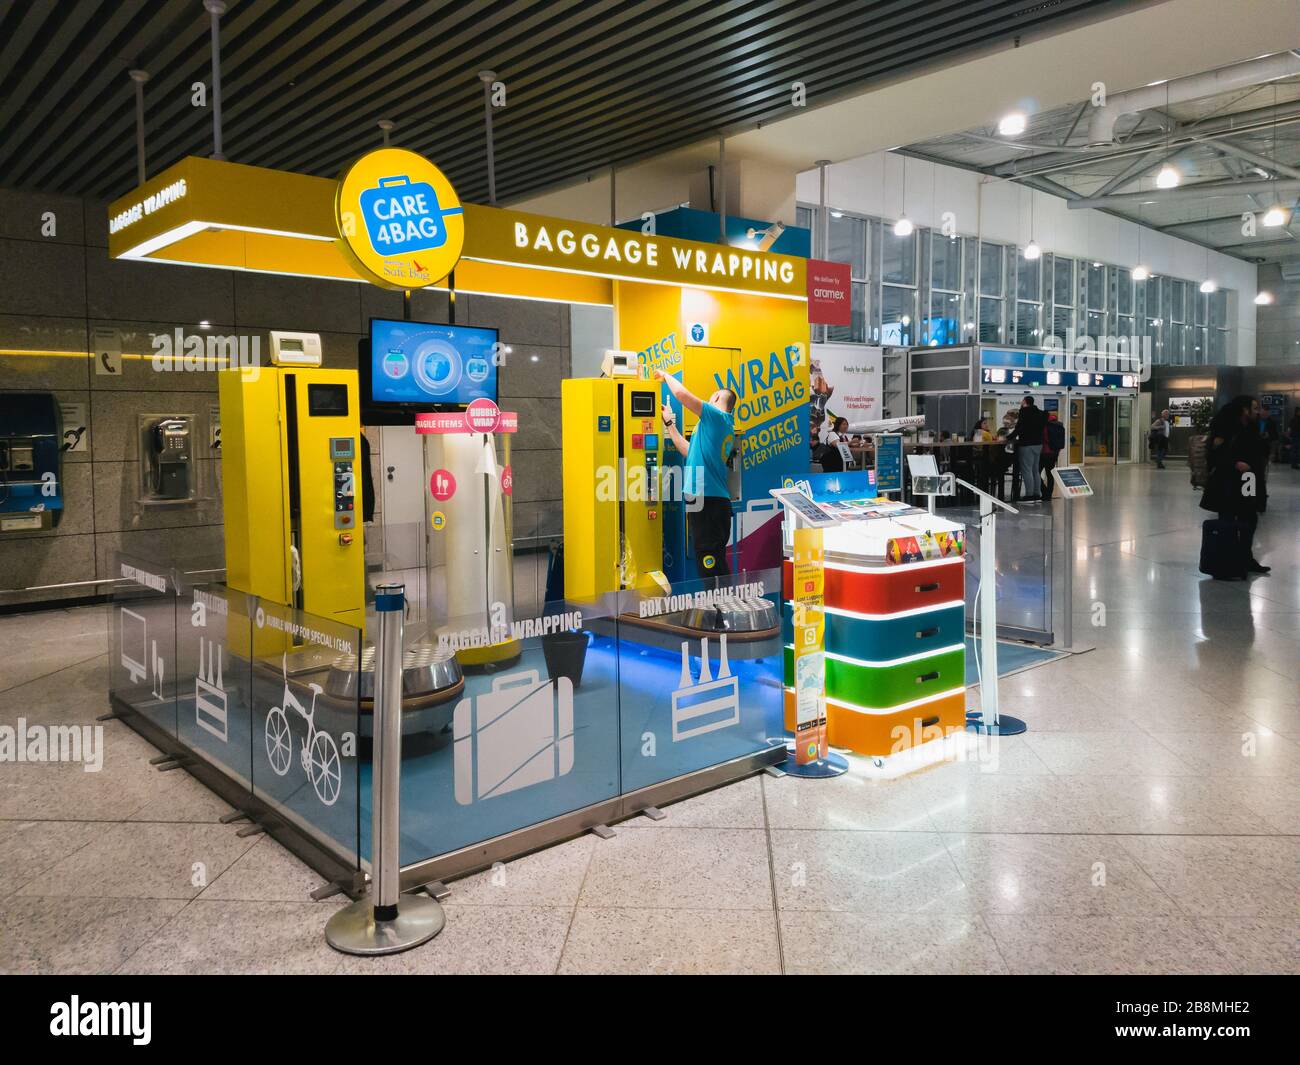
[1132,265,1150,281]
[1155,165,1181,189]
[1254,291,1274,305]
[891,151,913,238]
[1261,205,1288,227]
[1024,240,1040,260]
[1199,279,1217,294]
[998,112,1027,137]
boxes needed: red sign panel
[415,401,519,435]
[806,259,852,326]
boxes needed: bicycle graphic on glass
[263,653,343,807]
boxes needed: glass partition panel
[173,575,254,790]
[616,567,785,793]
[385,590,623,867]
[939,500,1053,646]
[249,598,360,870]
[108,551,179,739]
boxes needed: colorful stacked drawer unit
[782,557,966,757]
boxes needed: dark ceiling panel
[0,0,1135,203]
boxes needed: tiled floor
[1,462,1297,974]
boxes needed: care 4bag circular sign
[335,148,465,289]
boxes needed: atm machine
[0,392,64,533]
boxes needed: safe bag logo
[335,147,465,290]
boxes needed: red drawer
[783,558,964,614]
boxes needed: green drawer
[783,645,964,710]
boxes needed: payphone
[146,416,193,499]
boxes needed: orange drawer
[782,558,964,614]
[783,689,966,758]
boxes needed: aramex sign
[806,259,852,326]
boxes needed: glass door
[1084,396,1116,463]
[1069,398,1084,464]
[1115,397,1133,463]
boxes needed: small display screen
[1056,467,1089,488]
[281,338,304,352]
[629,391,656,417]
[771,487,839,527]
[369,319,498,407]
[308,384,348,416]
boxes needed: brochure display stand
[775,476,968,763]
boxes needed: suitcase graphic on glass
[359,175,463,258]
[453,670,574,805]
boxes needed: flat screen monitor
[365,319,498,409]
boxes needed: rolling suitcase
[1199,518,1249,580]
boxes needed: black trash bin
[541,630,591,689]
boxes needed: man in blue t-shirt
[654,368,737,579]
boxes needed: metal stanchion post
[326,583,445,955]
[1063,495,1074,650]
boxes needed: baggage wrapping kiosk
[780,476,967,758]
[103,150,812,889]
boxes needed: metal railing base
[325,894,445,957]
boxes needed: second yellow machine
[561,373,664,601]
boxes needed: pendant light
[893,152,913,236]
[1023,186,1040,259]
[1131,203,1149,281]
[1154,83,1181,189]
[1261,87,1287,226]
[1199,208,1215,294]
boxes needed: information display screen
[367,319,498,408]
[1052,465,1093,497]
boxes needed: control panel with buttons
[330,437,357,531]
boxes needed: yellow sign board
[335,148,464,289]
[107,156,806,304]
[463,204,805,300]
[791,526,827,765]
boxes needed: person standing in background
[1008,396,1047,503]
[1289,408,1300,469]
[656,369,738,581]
[1148,409,1171,468]
[1201,395,1269,576]
[1000,410,1020,501]
[1041,411,1065,500]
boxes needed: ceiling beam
[989,101,1300,177]
[1195,136,1300,180]
[1066,177,1300,210]
[1090,144,1188,198]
